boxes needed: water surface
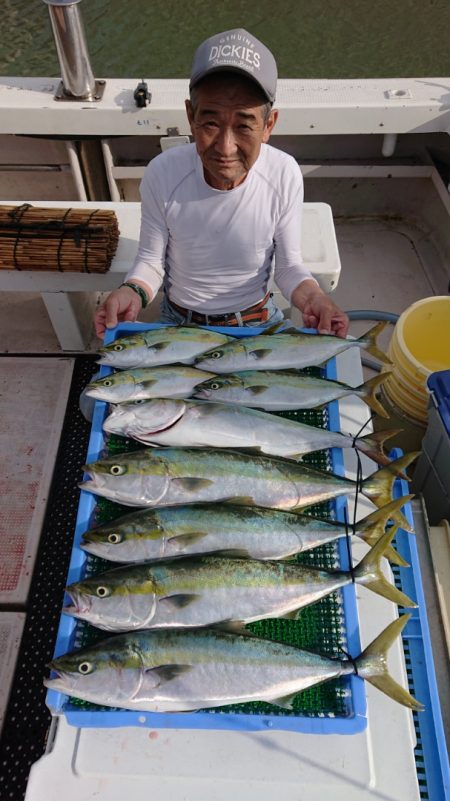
[1,0,450,78]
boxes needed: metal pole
[43,0,99,100]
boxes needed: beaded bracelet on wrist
[120,282,149,309]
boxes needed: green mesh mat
[67,395,353,719]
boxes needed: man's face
[186,77,278,190]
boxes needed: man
[94,29,349,338]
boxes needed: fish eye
[113,344,124,352]
[78,661,94,674]
[133,399,145,405]
[209,351,223,360]
[209,382,221,390]
[110,464,126,475]
[102,379,113,387]
[108,532,122,544]
[96,585,110,598]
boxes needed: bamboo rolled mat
[0,204,119,273]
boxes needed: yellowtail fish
[80,497,411,565]
[79,447,418,530]
[97,326,235,369]
[63,529,415,632]
[193,370,390,417]
[85,366,215,403]
[45,615,423,712]
[102,398,399,468]
[194,322,391,373]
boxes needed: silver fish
[63,529,415,632]
[194,322,392,373]
[85,366,215,403]
[80,497,411,565]
[45,615,423,712]
[102,397,399,468]
[193,370,390,417]
[79,447,418,530]
[98,326,234,369]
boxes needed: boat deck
[0,205,449,799]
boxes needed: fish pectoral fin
[144,664,193,685]
[251,349,273,360]
[212,620,250,636]
[247,385,270,395]
[168,532,209,550]
[149,341,170,351]
[170,477,215,492]
[217,548,251,558]
[224,496,257,506]
[269,692,298,710]
[161,593,200,609]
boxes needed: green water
[1,0,450,78]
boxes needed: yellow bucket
[383,296,450,424]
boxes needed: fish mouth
[191,383,209,396]
[63,591,91,617]
[44,666,71,692]
[84,386,106,399]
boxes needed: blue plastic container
[46,323,411,734]
[427,370,450,435]
[412,369,450,524]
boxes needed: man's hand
[94,285,147,339]
[291,280,349,338]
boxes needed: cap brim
[189,66,275,104]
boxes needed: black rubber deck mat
[0,355,98,801]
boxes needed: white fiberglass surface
[0,357,73,603]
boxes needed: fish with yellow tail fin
[194,322,392,373]
[45,614,423,712]
[80,496,411,565]
[102,397,399,468]
[97,326,235,370]
[63,527,414,633]
[193,369,391,417]
[80,447,418,532]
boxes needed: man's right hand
[94,285,145,339]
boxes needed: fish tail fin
[358,322,392,366]
[355,614,424,710]
[354,429,406,471]
[356,496,415,536]
[355,373,391,418]
[361,453,419,528]
[356,496,414,566]
[353,528,416,606]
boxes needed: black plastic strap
[55,207,73,272]
[10,204,32,269]
[337,646,359,676]
[83,209,100,273]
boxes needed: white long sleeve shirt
[126,142,315,313]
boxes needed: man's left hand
[291,281,349,338]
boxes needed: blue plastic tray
[47,322,409,734]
